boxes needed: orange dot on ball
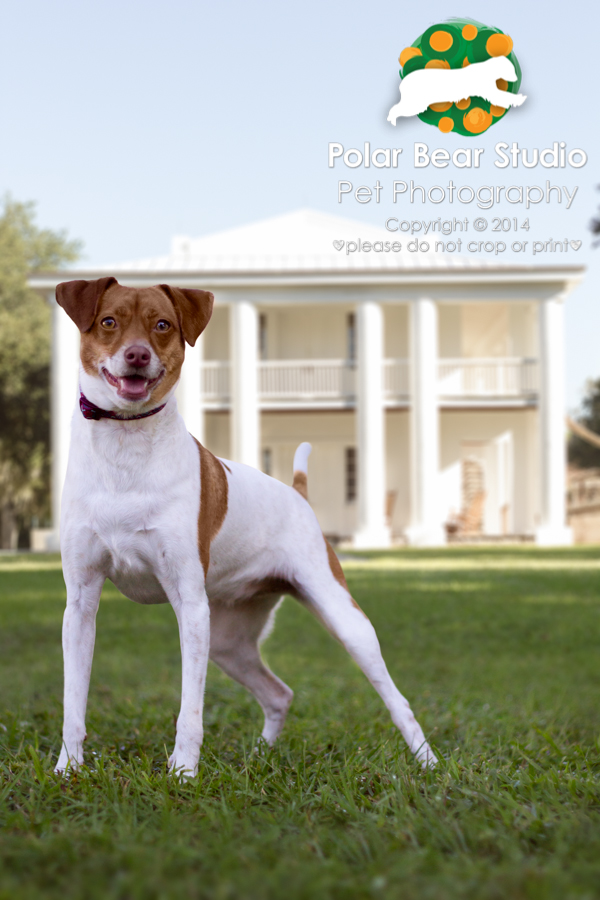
[463,107,493,134]
[496,78,508,90]
[462,57,470,67]
[490,104,505,117]
[399,46,422,67]
[455,97,471,110]
[438,117,455,133]
[430,30,453,52]
[429,101,452,112]
[462,24,478,40]
[425,58,451,69]
[486,33,513,57]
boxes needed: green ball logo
[397,18,522,135]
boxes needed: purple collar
[79,390,167,422]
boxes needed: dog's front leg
[485,88,527,108]
[56,572,104,774]
[167,574,210,779]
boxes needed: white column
[230,300,259,468]
[176,333,204,443]
[353,301,390,549]
[406,297,445,546]
[50,293,80,550]
[536,295,572,545]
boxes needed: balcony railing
[383,359,410,401]
[260,359,356,405]
[438,358,538,399]
[199,357,538,407]
[202,360,230,405]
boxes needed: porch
[200,357,539,410]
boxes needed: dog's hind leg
[209,595,293,745]
[295,551,437,767]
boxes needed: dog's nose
[124,345,151,368]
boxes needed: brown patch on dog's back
[292,471,308,500]
[324,538,367,616]
[195,439,229,576]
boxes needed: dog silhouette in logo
[388,56,526,125]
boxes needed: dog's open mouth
[102,368,164,401]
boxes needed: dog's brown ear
[56,277,118,332]
[159,285,214,346]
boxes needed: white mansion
[30,210,584,548]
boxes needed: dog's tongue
[118,376,148,399]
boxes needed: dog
[388,55,526,124]
[54,277,436,777]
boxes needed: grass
[0,547,599,899]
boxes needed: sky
[0,0,598,409]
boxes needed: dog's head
[489,55,518,82]
[56,277,214,412]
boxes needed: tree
[591,186,600,246]
[569,187,600,465]
[0,197,81,547]
[568,378,600,469]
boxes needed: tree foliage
[591,185,600,246]
[572,186,600,465]
[568,378,600,469]
[0,197,81,546]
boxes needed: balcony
[200,357,539,409]
[202,360,231,408]
[438,358,538,402]
[260,359,356,409]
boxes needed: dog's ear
[56,277,118,333]
[159,285,214,346]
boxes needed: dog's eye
[155,320,171,332]
[101,317,117,330]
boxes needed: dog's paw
[254,735,275,756]
[168,763,197,781]
[168,751,198,781]
[414,742,438,769]
[55,753,82,776]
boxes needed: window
[347,312,356,362]
[345,447,357,502]
[259,313,268,360]
[262,447,272,476]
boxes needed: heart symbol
[333,240,344,251]
[570,240,582,251]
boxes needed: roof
[97,208,499,273]
[27,209,586,292]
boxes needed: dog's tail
[292,442,312,500]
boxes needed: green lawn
[0,548,599,899]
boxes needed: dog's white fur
[56,287,436,778]
[388,56,525,124]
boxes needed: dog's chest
[91,489,174,604]
[66,417,200,604]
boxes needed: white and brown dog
[54,277,436,777]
